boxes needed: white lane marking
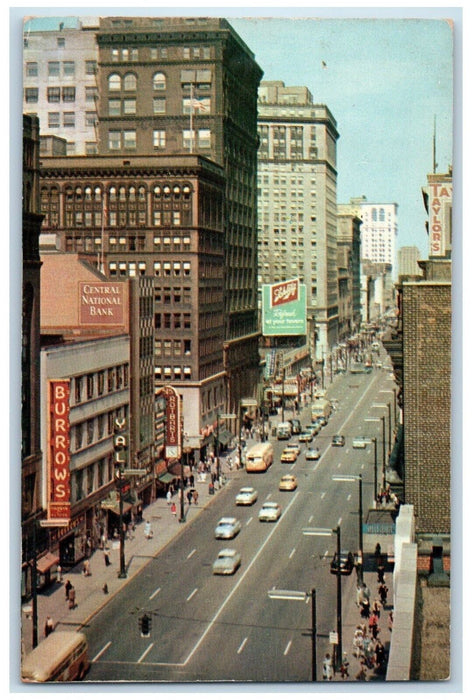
[246,516,253,526]
[92,641,111,663]
[182,491,301,666]
[138,643,154,663]
[308,515,314,524]
[149,587,161,600]
[186,588,198,602]
[347,494,352,501]
[266,492,272,499]
[338,517,343,526]
[284,639,292,656]
[187,548,196,560]
[320,492,326,499]
[289,548,296,559]
[237,637,248,655]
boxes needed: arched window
[94,186,102,202]
[108,73,121,91]
[119,186,126,201]
[153,72,166,90]
[123,73,137,91]
[109,187,117,202]
[84,186,92,201]
[138,186,146,201]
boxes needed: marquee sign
[47,379,71,523]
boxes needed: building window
[108,73,121,91]
[85,111,98,127]
[108,130,121,150]
[108,98,121,116]
[57,37,65,48]
[85,60,97,75]
[63,112,75,128]
[123,98,136,114]
[85,86,98,103]
[152,72,166,90]
[62,86,76,102]
[198,129,211,148]
[153,97,166,114]
[63,61,75,77]
[153,129,166,149]
[47,87,60,103]
[24,88,38,103]
[123,130,136,149]
[48,112,60,128]
[25,62,38,77]
[48,61,60,77]
[123,73,137,91]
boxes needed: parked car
[258,502,282,522]
[352,436,371,449]
[214,516,241,539]
[298,430,313,443]
[281,448,298,463]
[331,435,345,447]
[212,549,241,575]
[235,486,258,506]
[278,474,298,491]
[305,447,321,460]
[330,550,354,575]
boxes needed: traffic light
[139,613,151,637]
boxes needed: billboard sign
[262,280,307,336]
[47,379,71,523]
[79,282,124,324]
[162,386,181,459]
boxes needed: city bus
[21,631,90,683]
[245,442,274,473]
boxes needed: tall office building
[344,196,398,267]
[23,17,100,155]
[257,81,339,361]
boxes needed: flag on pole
[191,97,209,112]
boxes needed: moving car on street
[258,502,282,522]
[214,516,241,539]
[331,435,346,447]
[330,550,354,575]
[305,447,321,460]
[352,436,371,449]
[298,430,313,443]
[212,549,241,575]
[278,474,298,491]
[280,448,298,463]
[235,486,258,506]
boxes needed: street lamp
[365,416,386,493]
[303,526,342,670]
[268,588,317,681]
[332,474,364,584]
[113,417,128,579]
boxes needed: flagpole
[99,193,106,274]
[189,83,194,154]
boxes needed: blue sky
[15,6,459,258]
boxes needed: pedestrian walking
[83,559,91,576]
[104,548,111,566]
[68,586,76,609]
[64,579,72,601]
[372,599,381,617]
[388,610,394,632]
[187,490,193,506]
[375,641,386,670]
[356,584,364,607]
[192,490,198,505]
[340,652,350,678]
[355,662,367,681]
[44,616,54,637]
[56,563,63,583]
[374,542,382,567]
[322,653,334,681]
[166,489,172,505]
[377,564,385,583]
[171,502,177,517]
[378,582,388,607]
[144,520,153,539]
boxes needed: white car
[214,516,241,539]
[235,486,258,506]
[258,502,282,522]
[212,548,241,575]
[352,436,371,449]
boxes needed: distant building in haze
[398,246,422,278]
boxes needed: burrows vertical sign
[47,379,71,523]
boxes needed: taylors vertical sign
[262,279,307,336]
[48,379,71,523]
[427,181,452,257]
[162,386,181,459]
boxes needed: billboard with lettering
[79,282,124,324]
[47,379,71,522]
[262,280,307,336]
[162,386,181,459]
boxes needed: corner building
[95,17,263,417]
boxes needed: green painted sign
[262,280,307,336]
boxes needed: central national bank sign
[79,282,124,324]
[262,279,307,336]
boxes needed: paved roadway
[86,365,394,682]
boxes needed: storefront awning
[158,472,174,484]
[36,552,59,574]
[217,430,233,446]
[101,501,133,516]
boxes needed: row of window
[43,183,193,202]
[107,261,192,278]
[155,338,192,356]
[106,96,211,116]
[71,456,114,505]
[73,365,129,406]
[155,312,192,330]
[25,60,97,78]
[24,86,97,104]
[154,366,192,381]
[107,46,212,62]
[107,69,211,91]
[107,128,211,151]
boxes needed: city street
[83,364,395,682]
